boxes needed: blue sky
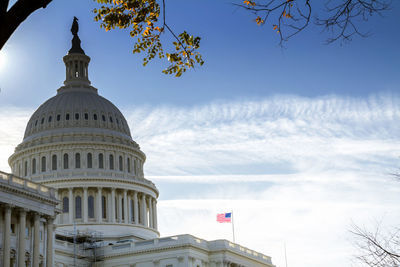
[1,1,400,267]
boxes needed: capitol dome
[9,27,159,241]
[23,87,132,141]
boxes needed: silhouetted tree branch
[0,0,52,50]
[236,0,391,45]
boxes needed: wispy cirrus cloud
[125,93,400,177]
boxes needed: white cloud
[1,94,400,267]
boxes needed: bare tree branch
[351,222,400,266]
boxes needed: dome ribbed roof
[23,88,132,141]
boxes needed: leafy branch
[94,0,204,77]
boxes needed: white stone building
[0,171,59,267]
[1,22,275,267]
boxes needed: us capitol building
[0,20,275,267]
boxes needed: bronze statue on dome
[68,16,85,54]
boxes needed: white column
[118,193,122,223]
[111,188,116,223]
[127,193,132,223]
[97,187,102,222]
[46,217,54,267]
[148,197,153,228]
[83,187,88,223]
[141,194,147,227]
[3,205,11,267]
[153,199,158,230]
[68,188,73,223]
[18,209,27,267]
[133,191,138,224]
[123,190,128,224]
[33,213,40,267]
[54,190,60,224]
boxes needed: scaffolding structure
[55,228,105,267]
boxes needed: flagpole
[231,210,235,243]
[284,242,288,267]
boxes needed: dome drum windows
[63,197,69,213]
[75,113,79,120]
[57,114,61,121]
[98,153,104,169]
[41,156,46,172]
[84,113,89,120]
[32,158,36,174]
[52,155,57,170]
[63,153,69,169]
[75,196,82,219]
[109,155,114,170]
[87,153,93,168]
[88,195,95,219]
[119,156,123,172]
[66,113,70,121]
[75,153,81,169]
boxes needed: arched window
[32,158,36,174]
[98,153,104,169]
[41,118,44,124]
[93,114,98,120]
[130,199,134,222]
[63,153,69,169]
[56,114,61,121]
[52,155,57,170]
[66,113,70,120]
[75,113,79,120]
[109,155,114,170]
[109,116,113,123]
[24,161,28,176]
[41,156,46,172]
[87,153,92,168]
[63,197,69,213]
[48,116,52,122]
[119,156,123,171]
[133,160,136,175]
[122,198,125,220]
[127,158,131,173]
[75,153,81,168]
[84,113,88,120]
[75,196,82,219]
[102,115,106,122]
[88,196,94,218]
[102,196,107,219]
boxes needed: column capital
[17,208,28,216]
[2,203,14,210]
[44,215,56,222]
[97,187,103,191]
[83,186,88,190]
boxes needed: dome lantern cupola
[63,17,91,87]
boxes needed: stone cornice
[39,177,158,196]
[0,183,59,205]
[10,138,146,163]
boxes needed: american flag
[217,212,232,223]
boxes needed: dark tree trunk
[0,0,52,50]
